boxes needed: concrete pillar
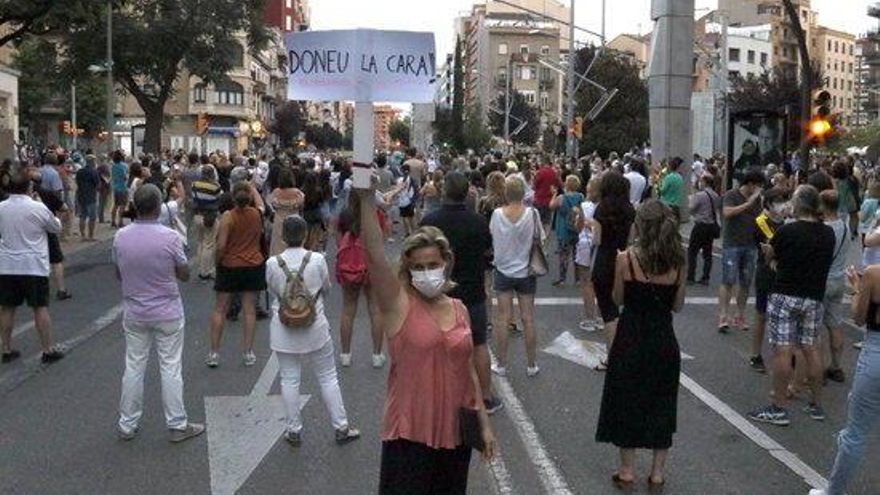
[649,0,695,168]
[353,102,374,164]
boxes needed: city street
[0,232,876,495]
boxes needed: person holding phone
[354,177,495,495]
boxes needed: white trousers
[277,340,349,434]
[118,318,188,433]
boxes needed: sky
[310,0,876,59]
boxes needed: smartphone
[352,162,373,189]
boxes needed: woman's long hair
[633,199,685,276]
[597,171,634,242]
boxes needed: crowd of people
[0,142,878,494]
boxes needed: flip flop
[611,473,634,490]
[594,360,608,372]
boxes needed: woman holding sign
[354,174,495,495]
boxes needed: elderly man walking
[113,184,204,442]
[0,168,65,363]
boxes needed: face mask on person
[410,267,446,299]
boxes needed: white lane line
[678,374,827,490]
[489,350,573,495]
[495,297,753,306]
[486,454,516,495]
[12,322,35,338]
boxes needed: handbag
[527,208,549,277]
[705,191,721,239]
[458,407,485,453]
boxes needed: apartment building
[856,4,880,126]
[373,104,400,151]
[264,0,310,33]
[813,26,857,125]
[0,28,19,158]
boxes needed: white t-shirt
[624,171,647,206]
[0,195,62,277]
[575,201,597,267]
[266,248,332,354]
[490,206,545,278]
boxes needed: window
[782,46,789,58]
[286,0,292,7]
[216,81,244,106]
[760,52,768,66]
[541,45,550,56]
[832,95,837,107]
[747,50,755,64]
[729,48,740,62]
[850,44,854,56]
[228,43,245,68]
[835,41,839,53]
[834,61,839,71]
[539,67,552,81]
[832,78,837,89]
[828,40,832,51]
[540,92,549,109]
[848,80,853,91]
[729,70,740,79]
[498,43,508,55]
[285,15,292,31]
[848,98,852,109]
[520,65,535,80]
[520,90,536,104]
[520,44,529,55]
[193,83,207,103]
[774,46,779,56]
[849,62,854,74]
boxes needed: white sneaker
[808,489,827,495]
[371,353,386,368]
[243,350,257,367]
[491,364,508,377]
[526,365,541,377]
[340,353,352,367]
[205,352,220,368]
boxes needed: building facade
[264,0,310,33]
[373,104,400,151]
[858,3,880,127]
[0,28,19,158]
[813,26,857,125]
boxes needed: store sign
[285,29,436,103]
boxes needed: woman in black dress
[591,171,635,370]
[596,199,686,490]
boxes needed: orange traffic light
[573,116,584,140]
[196,113,210,135]
[809,118,832,137]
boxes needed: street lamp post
[565,0,576,160]
[106,0,114,154]
[504,56,511,147]
[71,84,78,151]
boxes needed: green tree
[433,105,456,148]
[389,118,411,147]
[305,123,343,150]
[461,102,492,153]
[572,45,648,157]
[269,101,305,148]
[489,92,540,146]
[62,0,270,152]
[0,0,114,47]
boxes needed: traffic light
[196,113,210,135]
[62,120,72,135]
[814,90,831,118]
[572,116,584,140]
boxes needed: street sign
[285,29,436,103]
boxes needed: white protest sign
[285,29,436,103]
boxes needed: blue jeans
[826,331,880,495]
[721,246,756,287]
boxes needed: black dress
[596,253,681,450]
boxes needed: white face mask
[410,267,447,299]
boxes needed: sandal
[594,360,608,372]
[611,473,634,490]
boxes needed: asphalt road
[0,230,877,495]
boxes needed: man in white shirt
[624,159,648,206]
[0,168,65,364]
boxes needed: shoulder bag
[705,191,721,239]
[527,208,549,277]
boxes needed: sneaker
[371,353,386,369]
[748,355,767,373]
[243,350,257,367]
[1,350,21,363]
[825,368,846,383]
[340,353,352,367]
[747,404,791,426]
[255,308,270,321]
[526,365,541,377]
[284,430,302,447]
[551,279,565,287]
[808,489,827,495]
[334,426,361,445]
[579,319,599,332]
[56,290,72,301]
[169,423,206,443]
[117,426,139,441]
[853,341,864,350]
[41,348,65,364]
[803,403,826,421]
[491,364,508,377]
[717,316,729,334]
[508,322,522,337]
[484,397,504,415]
[205,352,220,368]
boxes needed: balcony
[539,76,555,91]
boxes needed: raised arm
[357,189,402,316]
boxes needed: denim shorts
[767,293,824,347]
[77,200,97,221]
[721,247,756,287]
[493,270,537,295]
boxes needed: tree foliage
[489,92,540,146]
[62,0,270,152]
[573,45,648,156]
[269,101,305,148]
[461,102,492,153]
[305,123,344,150]
[0,0,115,47]
[389,118,411,147]
[433,106,457,148]
[450,36,465,150]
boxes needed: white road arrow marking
[205,353,310,495]
[543,331,694,370]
